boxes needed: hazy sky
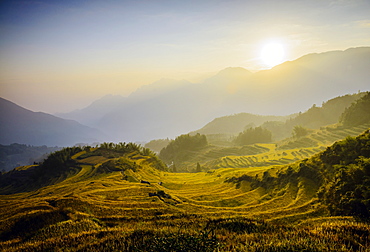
[1,0,369,113]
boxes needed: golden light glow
[260,42,285,67]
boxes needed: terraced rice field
[208,124,370,169]
[1,126,370,251]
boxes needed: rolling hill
[0,98,105,146]
[57,47,370,142]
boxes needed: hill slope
[0,98,104,146]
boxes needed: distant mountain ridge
[190,113,292,135]
[57,47,370,142]
[0,98,104,146]
[56,94,126,127]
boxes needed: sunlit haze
[260,42,285,67]
[1,0,369,113]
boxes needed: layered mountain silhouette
[0,98,104,146]
[57,47,370,142]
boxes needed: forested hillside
[0,144,61,172]
[340,92,370,127]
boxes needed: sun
[260,42,285,67]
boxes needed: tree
[292,125,309,138]
[196,162,202,172]
[172,164,177,173]
[159,134,208,164]
[233,126,272,145]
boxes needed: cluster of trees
[233,126,272,146]
[159,134,208,166]
[81,142,157,159]
[318,157,370,218]
[318,132,370,218]
[82,142,167,171]
[292,125,310,138]
[97,142,142,153]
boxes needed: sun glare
[260,42,285,67]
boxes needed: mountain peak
[204,67,252,84]
[216,67,252,77]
